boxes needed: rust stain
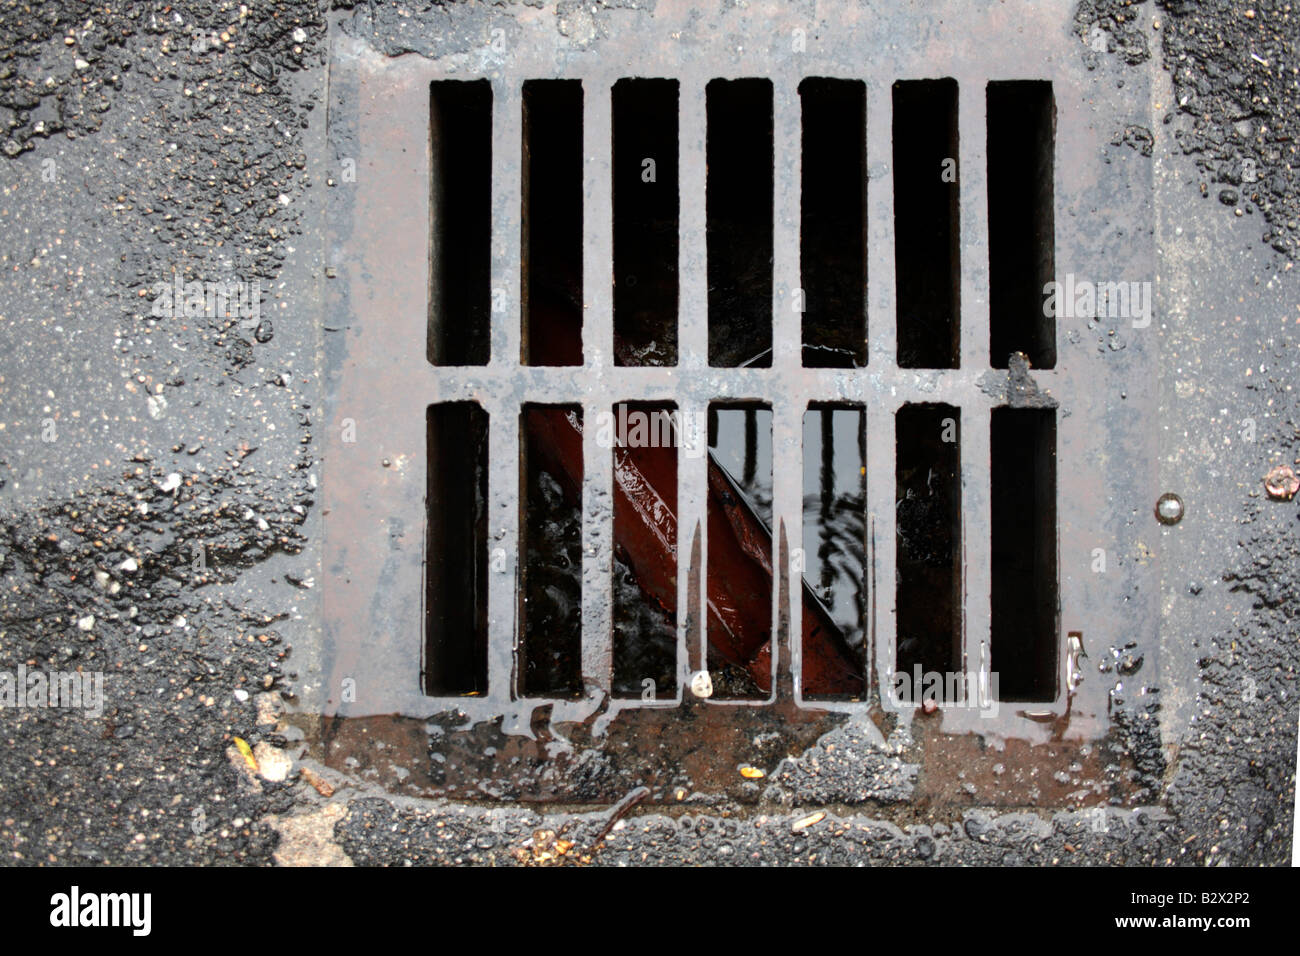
[312,696,849,803]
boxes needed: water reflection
[803,406,867,659]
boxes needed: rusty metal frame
[323,0,1157,758]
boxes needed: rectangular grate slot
[990,407,1058,702]
[613,79,680,367]
[706,78,774,368]
[799,78,867,368]
[895,403,962,699]
[427,80,492,366]
[892,79,960,369]
[610,402,679,698]
[522,80,584,366]
[987,81,1056,369]
[802,404,868,698]
[423,402,489,695]
[707,403,773,698]
[519,404,585,697]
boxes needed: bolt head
[1155,492,1184,525]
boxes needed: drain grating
[322,1,1159,805]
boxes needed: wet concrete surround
[0,0,1296,865]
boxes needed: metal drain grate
[413,72,1063,708]
[322,3,1158,802]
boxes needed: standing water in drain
[612,402,678,698]
[707,405,774,698]
[895,404,962,694]
[520,405,584,698]
[803,405,867,697]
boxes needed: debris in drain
[1263,464,1298,501]
[613,402,679,696]
[792,811,826,831]
[801,405,868,695]
[522,309,866,697]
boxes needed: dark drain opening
[613,79,680,367]
[892,79,960,369]
[991,407,1058,702]
[707,403,773,698]
[987,81,1056,369]
[428,80,492,367]
[423,402,489,695]
[519,404,585,697]
[802,404,867,698]
[800,78,867,368]
[707,79,773,368]
[611,401,679,698]
[522,80,584,367]
[895,403,962,696]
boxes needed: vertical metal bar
[486,394,519,703]
[958,77,990,372]
[581,402,613,694]
[773,79,802,698]
[961,402,991,687]
[578,80,615,695]
[488,80,522,703]
[867,397,898,704]
[678,80,710,686]
[866,78,898,703]
[492,80,522,368]
[773,77,801,369]
[866,80,896,367]
[772,400,802,700]
[679,80,708,371]
[586,79,615,370]
[678,401,708,688]
[958,78,992,689]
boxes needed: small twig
[590,786,651,850]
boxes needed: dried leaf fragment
[233,736,258,772]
